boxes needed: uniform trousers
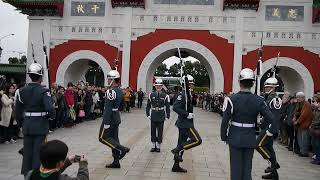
[229,146,254,180]
[256,130,277,163]
[21,135,46,176]
[99,124,125,159]
[174,127,202,162]
[151,121,164,143]
[138,99,143,108]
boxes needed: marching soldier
[98,70,130,169]
[171,75,202,173]
[15,63,55,176]
[256,77,282,179]
[146,78,170,152]
[220,68,275,180]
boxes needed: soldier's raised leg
[172,128,188,173]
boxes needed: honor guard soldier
[98,70,130,169]
[220,68,275,180]
[256,77,282,180]
[15,63,55,176]
[171,75,202,173]
[146,78,170,152]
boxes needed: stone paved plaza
[0,108,319,180]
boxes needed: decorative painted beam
[223,0,260,11]
[111,0,145,8]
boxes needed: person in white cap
[256,77,282,180]
[98,70,130,169]
[146,78,170,152]
[293,91,313,158]
[15,63,55,176]
[171,74,202,173]
[220,68,275,180]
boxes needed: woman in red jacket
[65,82,75,127]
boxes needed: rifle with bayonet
[42,31,51,90]
[177,48,191,112]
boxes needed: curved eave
[5,1,64,17]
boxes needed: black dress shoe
[310,160,320,165]
[299,153,309,157]
[262,172,279,180]
[105,163,121,169]
[155,148,160,153]
[119,147,130,160]
[265,163,280,173]
[150,148,156,152]
[18,148,23,155]
[172,165,187,173]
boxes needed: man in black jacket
[84,86,93,120]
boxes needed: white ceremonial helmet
[154,78,163,86]
[239,68,255,81]
[27,63,44,76]
[296,92,305,97]
[264,77,279,88]
[181,74,195,84]
[107,70,120,80]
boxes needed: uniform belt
[231,122,255,128]
[152,107,164,111]
[112,108,118,112]
[25,112,48,117]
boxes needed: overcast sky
[0,1,198,67]
[0,1,28,63]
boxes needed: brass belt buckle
[155,107,159,111]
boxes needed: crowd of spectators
[0,81,144,144]
[196,90,320,166]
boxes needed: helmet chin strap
[107,79,114,88]
[265,87,275,94]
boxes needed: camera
[74,155,81,162]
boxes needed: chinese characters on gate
[71,1,105,16]
[266,5,304,21]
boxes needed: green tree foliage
[8,55,27,64]
[168,63,180,77]
[155,63,167,76]
[156,60,210,87]
[20,55,27,64]
[8,57,19,64]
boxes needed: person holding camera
[0,84,17,144]
[25,139,89,180]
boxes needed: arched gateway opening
[137,39,224,94]
[56,50,111,87]
[258,57,314,98]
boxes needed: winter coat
[65,89,74,107]
[295,101,313,129]
[0,94,15,127]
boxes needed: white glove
[187,113,194,119]
[266,130,273,137]
[104,124,110,129]
[165,118,169,121]
[147,116,151,120]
